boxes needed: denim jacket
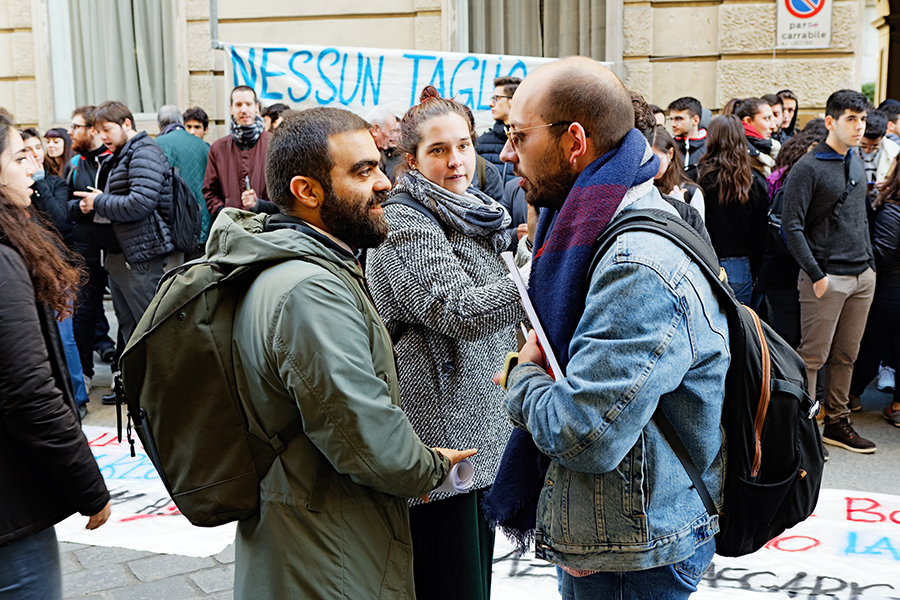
[504,190,730,572]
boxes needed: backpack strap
[382,193,446,232]
[589,208,734,520]
[811,159,859,274]
[653,409,718,517]
[381,193,447,345]
[588,208,731,300]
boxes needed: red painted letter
[846,498,886,523]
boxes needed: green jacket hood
[205,208,351,270]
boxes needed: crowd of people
[1,54,899,600]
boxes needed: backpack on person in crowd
[166,168,202,254]
[118,256,310,527]
[765,186,793,258]
[590,208,825,557]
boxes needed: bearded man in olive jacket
[216,107,474,600]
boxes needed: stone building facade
[0,0,874,138]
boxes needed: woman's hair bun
[419,85,442,103]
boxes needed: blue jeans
[0,527,62,600]
[56,314,88,408]
[560,540,714,600]
[720,257,752,305]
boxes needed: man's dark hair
[72,105,97,127]
[183,106,209,129]
[667,97,702,119]
[864,109,888,140]
[493,76,522,98]
[649,104,665,117]
[541,60,634,157]
[263,103,290,121]
[92,101,134,127]
[265,107,370,212]
[878,99,900,123]
[231,85,258,106]
[777,89,797,104]
[630,91,657,143]
[762,93,783,109]
[825,89,870,120]
[20,127,39,141]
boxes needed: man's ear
[692,114,701,129]
[123,118,133,133]
[824,114,835,132]
[563,122,590,165]
[406,153,417,171]
[289,175,324,210]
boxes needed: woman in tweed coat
[366,86,525,600]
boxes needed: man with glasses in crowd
[858,110,900,186]
[492,57,728,598]
[477,75,521,184]
[66,106,115,406]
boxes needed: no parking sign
[777,0,833,48]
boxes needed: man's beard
[71,135,91,154]
[319,183,390,250]
[520,144,580,211]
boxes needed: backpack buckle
[807,400,820,420]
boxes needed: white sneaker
[877,366,895,393]
[83,375,92,393]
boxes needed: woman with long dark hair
[697,115,768,304]
[365,86,523,600]
[849,162,900,425]
[0,114,110,599]
[650,125,706,219]
[724,97,777,177]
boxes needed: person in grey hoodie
[782,89,877,454]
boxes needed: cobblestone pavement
[60,541,234,600]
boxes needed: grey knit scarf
[230,115,264,150]
[397,170,511,251]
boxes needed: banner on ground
[776,0,833,49]
[224,43,565,131]
[57,426,900,600]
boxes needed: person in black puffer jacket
[849,165,900,426]
[0,115,111,600]
[73,101,173,345]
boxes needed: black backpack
[591,208,824,557]
[766,186,793,258]
[167,168,202,253]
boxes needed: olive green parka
[207,210,450,599]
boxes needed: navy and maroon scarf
[483,128,659,547]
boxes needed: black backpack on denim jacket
[590,208,824,557]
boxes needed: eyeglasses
[490,95,512,103]
[859,141,881,154]
[504,122,573,148]
[71,124,90,130]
